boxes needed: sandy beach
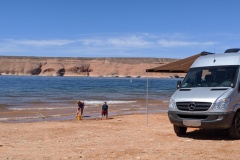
[1,113,239,160]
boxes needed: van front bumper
[168,110,235,129]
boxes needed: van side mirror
[177,80,182,89]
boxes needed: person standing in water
[76,101,85,118]
[101,102,108,119]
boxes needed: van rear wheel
[173,125,187,136]
[229,112,240,139]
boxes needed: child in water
[76,101,85,118]
[101,102,108,119]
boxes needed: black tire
[229,112,240,139]
[173,125,187,136]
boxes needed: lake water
[0,76,179,122]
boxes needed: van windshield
[181,66,239,88]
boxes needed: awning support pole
[146,72,149,126]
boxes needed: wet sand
[0,99,169,123]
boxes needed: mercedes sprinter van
[168,48,240,139]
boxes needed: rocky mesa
[0,56,184,78]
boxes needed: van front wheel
[173,125,187,136]
[229,112,240,139]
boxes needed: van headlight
[169,98,176,110]
[212,98,230,110]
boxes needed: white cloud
[79,39,103,46]
[157,39,216,47]
[107,35,152,47]
[7,39,75,46]
[0,33,227,58]
[79,35,152,48]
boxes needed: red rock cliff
[0,56,184,78]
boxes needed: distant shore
[0,56,185,78]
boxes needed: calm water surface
[0,76,180,122]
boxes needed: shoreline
[0,99,169,123]
[0,74,184,78]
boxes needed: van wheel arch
[229,110,240,139]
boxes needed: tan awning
[146,52,212,73]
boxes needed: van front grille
[176,102,212,111]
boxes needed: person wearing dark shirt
[101,102,108,119]
[76,101,85,118]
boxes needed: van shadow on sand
[179,129,236,141]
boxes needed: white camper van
[168,48,240,139]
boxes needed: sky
[0,0,240,58]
